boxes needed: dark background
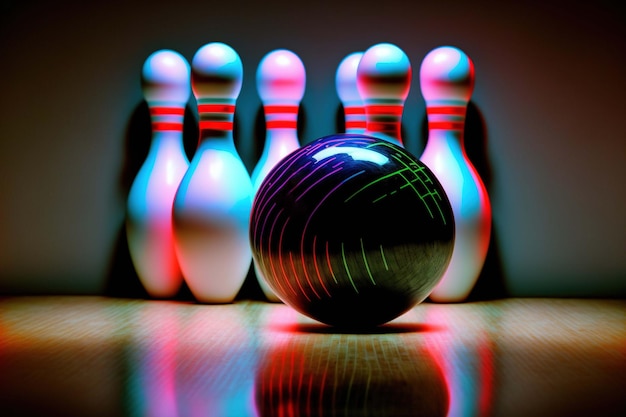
[1,0,624,299]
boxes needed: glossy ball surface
[250,134,454,327]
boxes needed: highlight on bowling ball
[249,134,455,327]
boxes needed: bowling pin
[126,49,190,298]
[172,42,253,303]
[335,52,365,134]
[251,49,306,302]
[356,43,412,146]
[419,46,492,302]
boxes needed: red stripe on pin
[152,122,183,131]
[344,107,365,115]
[199,121,234,130]
[266,121,297,129]
[264,105,298,114]
[427,106,465,115]
[150,107,185,116]
[366,105,403,116]
[428,121,465,130]
[346,121,366,129]
[197,104,236,113]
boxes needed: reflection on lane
[4,298,621,416]
[126,302,180,417]
[254,305,449,417]
[422,304,496,417]
[125,302,260,417]
[168,303,258,417]
[124,302,496,417]
[120,300,626,417]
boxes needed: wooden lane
[0,297,624,416]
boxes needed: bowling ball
[250,134,454,327]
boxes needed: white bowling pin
[126,49,190,298]
[251,49,306,302]
[356,43,412,146]
[419,46,492,302]
[335,52,365,134]
[172,42,253,303]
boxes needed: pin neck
[260,103,300,157]
[343,105,366,134]
[196,98,236,144]
[197,134,238,154]
[426,103,467,131]
[266,128,299,139]
[147,104,186,154]
[264,129,300,151]
[425,128,466,155]
[145,131,187,164]
[149,105,185,132]
[263,104,299,130]
[198,128,235,144]
[363,101,404,145]
[151,129,185,142]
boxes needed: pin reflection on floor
[1,298,624,417]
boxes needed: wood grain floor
[0,296,624,417]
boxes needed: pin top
[336,52,363,105]
[191,42,243,102]
[356,43,412,104]
[419,46,474,105]
[257,49,306,105]
[141,49,190,107]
